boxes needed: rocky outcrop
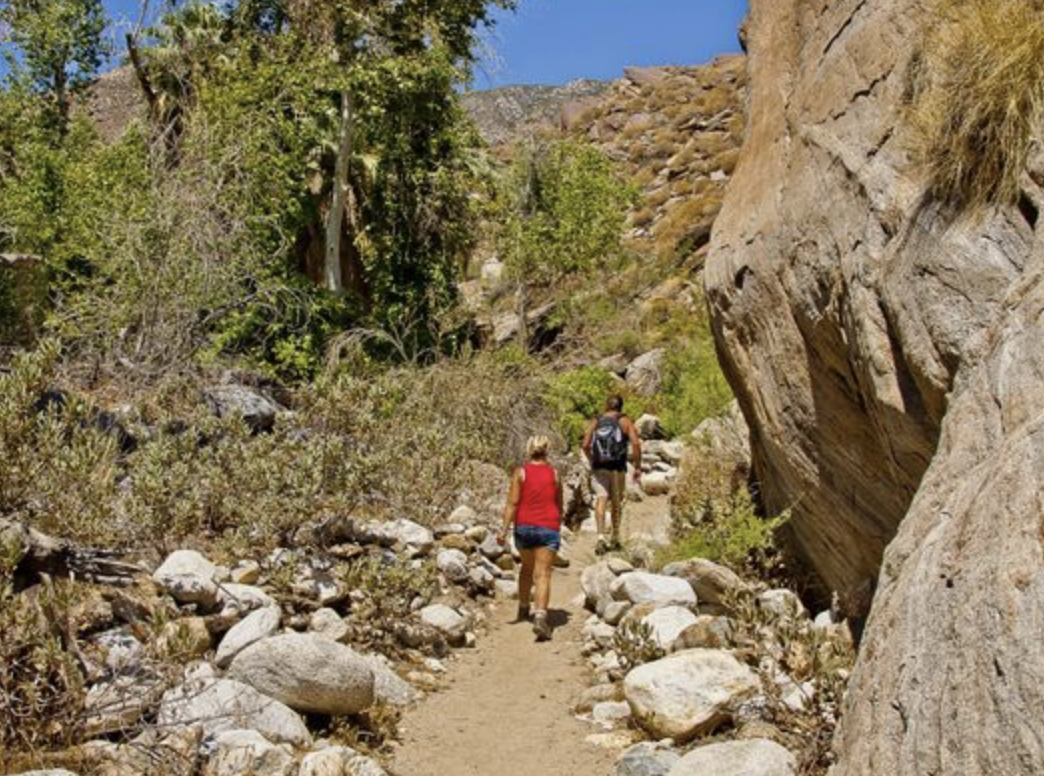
[706,0,1044,773]
[461,79,611,145]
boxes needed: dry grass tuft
[910,0,1044,208]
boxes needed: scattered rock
[153,550,219,607]
[626,350,666,396]
[669,738,796,776]
[358,652,420,707]
[624,65,670,87]
[437,549,470,583]
[575,683,625,713]
[607,558,634,575]
[623,648,759,741]
[582,561,618,613]
[469,565,496,594]
[636,414,666,441]
[420,604,468,640]
[640,472,672,496]
[616,741,681,776]
[84,673,164,736]
[611,572,697,608]
[478,533,504,560]
[215,605,281,668]
[643,440,684,466]
[603,600,631,625]
[217,583,275,617]
[299,746,389,776]
[448,505,479,525]
[757,589,807,620]
[434,522,466,538]
[641,606,700,651]
[673,615,734,651]
[310,607,350,643]
[495,579,519,599]
[204,384,282,433]
[230,561,261,585]
[203,729,295,776]
[662,558,746,607]
[229,633,375,716]
[591,700,632,729]
[158,677,311,746]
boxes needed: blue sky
[475,0,748,87]
[99,0,748,87]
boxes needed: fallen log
[0,518,142,591]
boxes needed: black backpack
[591,415,629,468]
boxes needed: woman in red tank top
[497,435,563,641]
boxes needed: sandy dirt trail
[391,495,672,776]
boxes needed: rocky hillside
[706,0,1044,773]
[461,78,611,145]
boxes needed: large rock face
[706,0,1044,774]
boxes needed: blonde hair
[526,435,551,460]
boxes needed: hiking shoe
[515,604,531,623]
[533,612,552,642]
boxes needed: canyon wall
[705,0,1044,773]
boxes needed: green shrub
[543,366,649,448]
[658,332,733,438]
[910,0,1044,208]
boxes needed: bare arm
[581,418,597,461]
[625,417,642,479]
[498,468,523,543]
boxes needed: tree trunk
[325,88,354,295]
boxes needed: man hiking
[582,396,641,552]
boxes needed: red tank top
[516,463,561,531]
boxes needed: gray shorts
[591,469,625,501]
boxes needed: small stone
[434,523,466,538]
[641,606,700,651]
[310,607,350,643]
[496,554,516,572]
[757,589,807,620]
[231,561,261,585]
[465,525,489,543]
[153,550,219,607]
[611,572,697,608]
[640,472,672,496]
[204,729,295,776]
[437,549,470,583]
[358,652,420,707]
[662,558,746,607]
[217,584,275,617]
[420,604,467,639]
[673,615,734,651]
[603,601,632,626]
[478,534,504,560]
[440,534,471,552]
[616,741,681,776]
[636,414,665,440]
[575,683,625,713]
[215,605,281,668]
[591,700,632,729]
[607,558,635,575]
[299,746,390,776]
[449,505,479,525]
[469,565,496,594]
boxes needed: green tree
[0,0,110,131]
[499,139,637,349]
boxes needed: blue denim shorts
[514,525,561,552]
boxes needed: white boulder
[623,649,759,741]
[611,572,697,608]
[420,604,467,638]
[668,738,796,776]
[229,634,375,716]
[642,606,700,651]
[203,729,296,776]
[300,746,389,776]
[158,678,311,746]
[436,549,470,583]
[215,605,281,668]
[153,550,219,607]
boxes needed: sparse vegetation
[909,0,1044,208]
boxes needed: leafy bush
[543,366,649,448]
[613,618,666,671]
[909,0,1044,208]
[658,328,733,438]
[663,446,786,574]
